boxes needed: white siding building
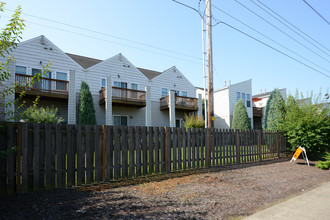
[1,35,201,127]
[213,79,253,129]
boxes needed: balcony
[253,107,263,117]
[15,74,69,99]
[160,95,198,111]
[99,87,146,108]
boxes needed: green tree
[78,81,96,125]
[232,99,251,130]
[22,96,64,124]
[183,114,204,128]
[263,89,285,130]
[279,95,330,159]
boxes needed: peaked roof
[137,67,162,80]
[66,53,102,69]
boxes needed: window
[56,72,67,90]
[131,83,138,90]
[101,78,106,88]
[161,88,168,97]
[114,81,127,88]
[182,91,188,97]
[32,68,51,90]
[114,116,128,126]
[247,94,251,108]
[242,93,246,105]
[236,92,241,102]
[15,66,27,75]
[176,119,183,128]
[56,72,67,81]
[175,90,180,96]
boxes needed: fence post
[236,129,240,164]
[258,130,262,161]
[102,125,107,180]
[164,127,170,172]
[276,130,280,159]
[16,123,22,193]
[206,128,211,167]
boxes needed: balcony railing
[253,107,263,117]
[99,87,146,107]
[15,74,69,99]
[160,95,198,111]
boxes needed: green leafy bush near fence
[316,153,330,170]
[183,114,204,128]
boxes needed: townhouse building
[1,35,201,127]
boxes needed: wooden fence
[0,123,288,194]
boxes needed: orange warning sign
[292,147,303,159]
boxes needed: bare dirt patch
[1,158,330,219]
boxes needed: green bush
[279,95,330,159]
[22,97,64,124]
[232,99,251,130]
[183,114,204,128]
[78,81,96,125]
[263,89,286,130]
[316,153,330,170]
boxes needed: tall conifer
[78,81,96,125]
[232,99,251,129]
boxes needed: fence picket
[142,127,147,175]
[7,125,15,194]
[129,127,134,177]
[136,127,141,176]
[121,126,128,178]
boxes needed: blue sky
[1,0,329,97]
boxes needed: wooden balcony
[253,107,263,117]
[160,95,198,111]
[99,87,146,108]
[15,74,69,99]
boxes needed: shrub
[183,114,204,128]
[263,89,286,130]
[232,99,251,130]
[78,81,96,125]
[22,97,64,124]
[279,95,330,159]
[316,153,330,170]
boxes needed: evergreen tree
[232,99,251,129]
[263,89,285,130]
[78,81,96,125]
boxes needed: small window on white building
[242,93,246,105]
[236,92,241,102]
[56,72,68,90]
[247,94,251,108]
[101,78,106,88]
[161,88,168,97]
[15,66,27,75]
[175,90,180,96]
[131,83,138,90]
[176,119,183,128]
[114,115,128,126]
[56,72,67,81]
[182,91,188,97]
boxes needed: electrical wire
[255,0,330,52]
[302,0,330,26]
[4,8,203,62]
[218,21,330,78]
[249,0,330,57]
[234,0,330,64]
[212,4,330,74]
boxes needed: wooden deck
[15,74,69,99]
[99,87,146,107]
[160,95,198,111]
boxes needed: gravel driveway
[1,158,329,219]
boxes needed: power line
[212,4,330,74]
[4,8,203,62]
[1,14,204,66]
[218,21,330,78]
[234,0,330,64]
[255,0,330,52]
[302,0,330,26]
[249,0,330,57]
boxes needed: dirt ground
[1,158,330,220]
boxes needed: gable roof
[137,67,162,80]
[66,53,102,69]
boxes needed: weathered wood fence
[0,123,288,194]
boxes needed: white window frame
[161,88,168,97]
[114,81,127,88]
[101,77,106,88]
[56,71,68,81]
[113,115,129,126]
[176,118,183,128]
[247,94,251,108]
[131,83,138,90]
[15,65,28,75]
[182,91,188,97]
[236,92,241,102]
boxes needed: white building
[1,35,202,127]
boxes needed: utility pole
[201,19,207,128]
[206,0,214,128]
